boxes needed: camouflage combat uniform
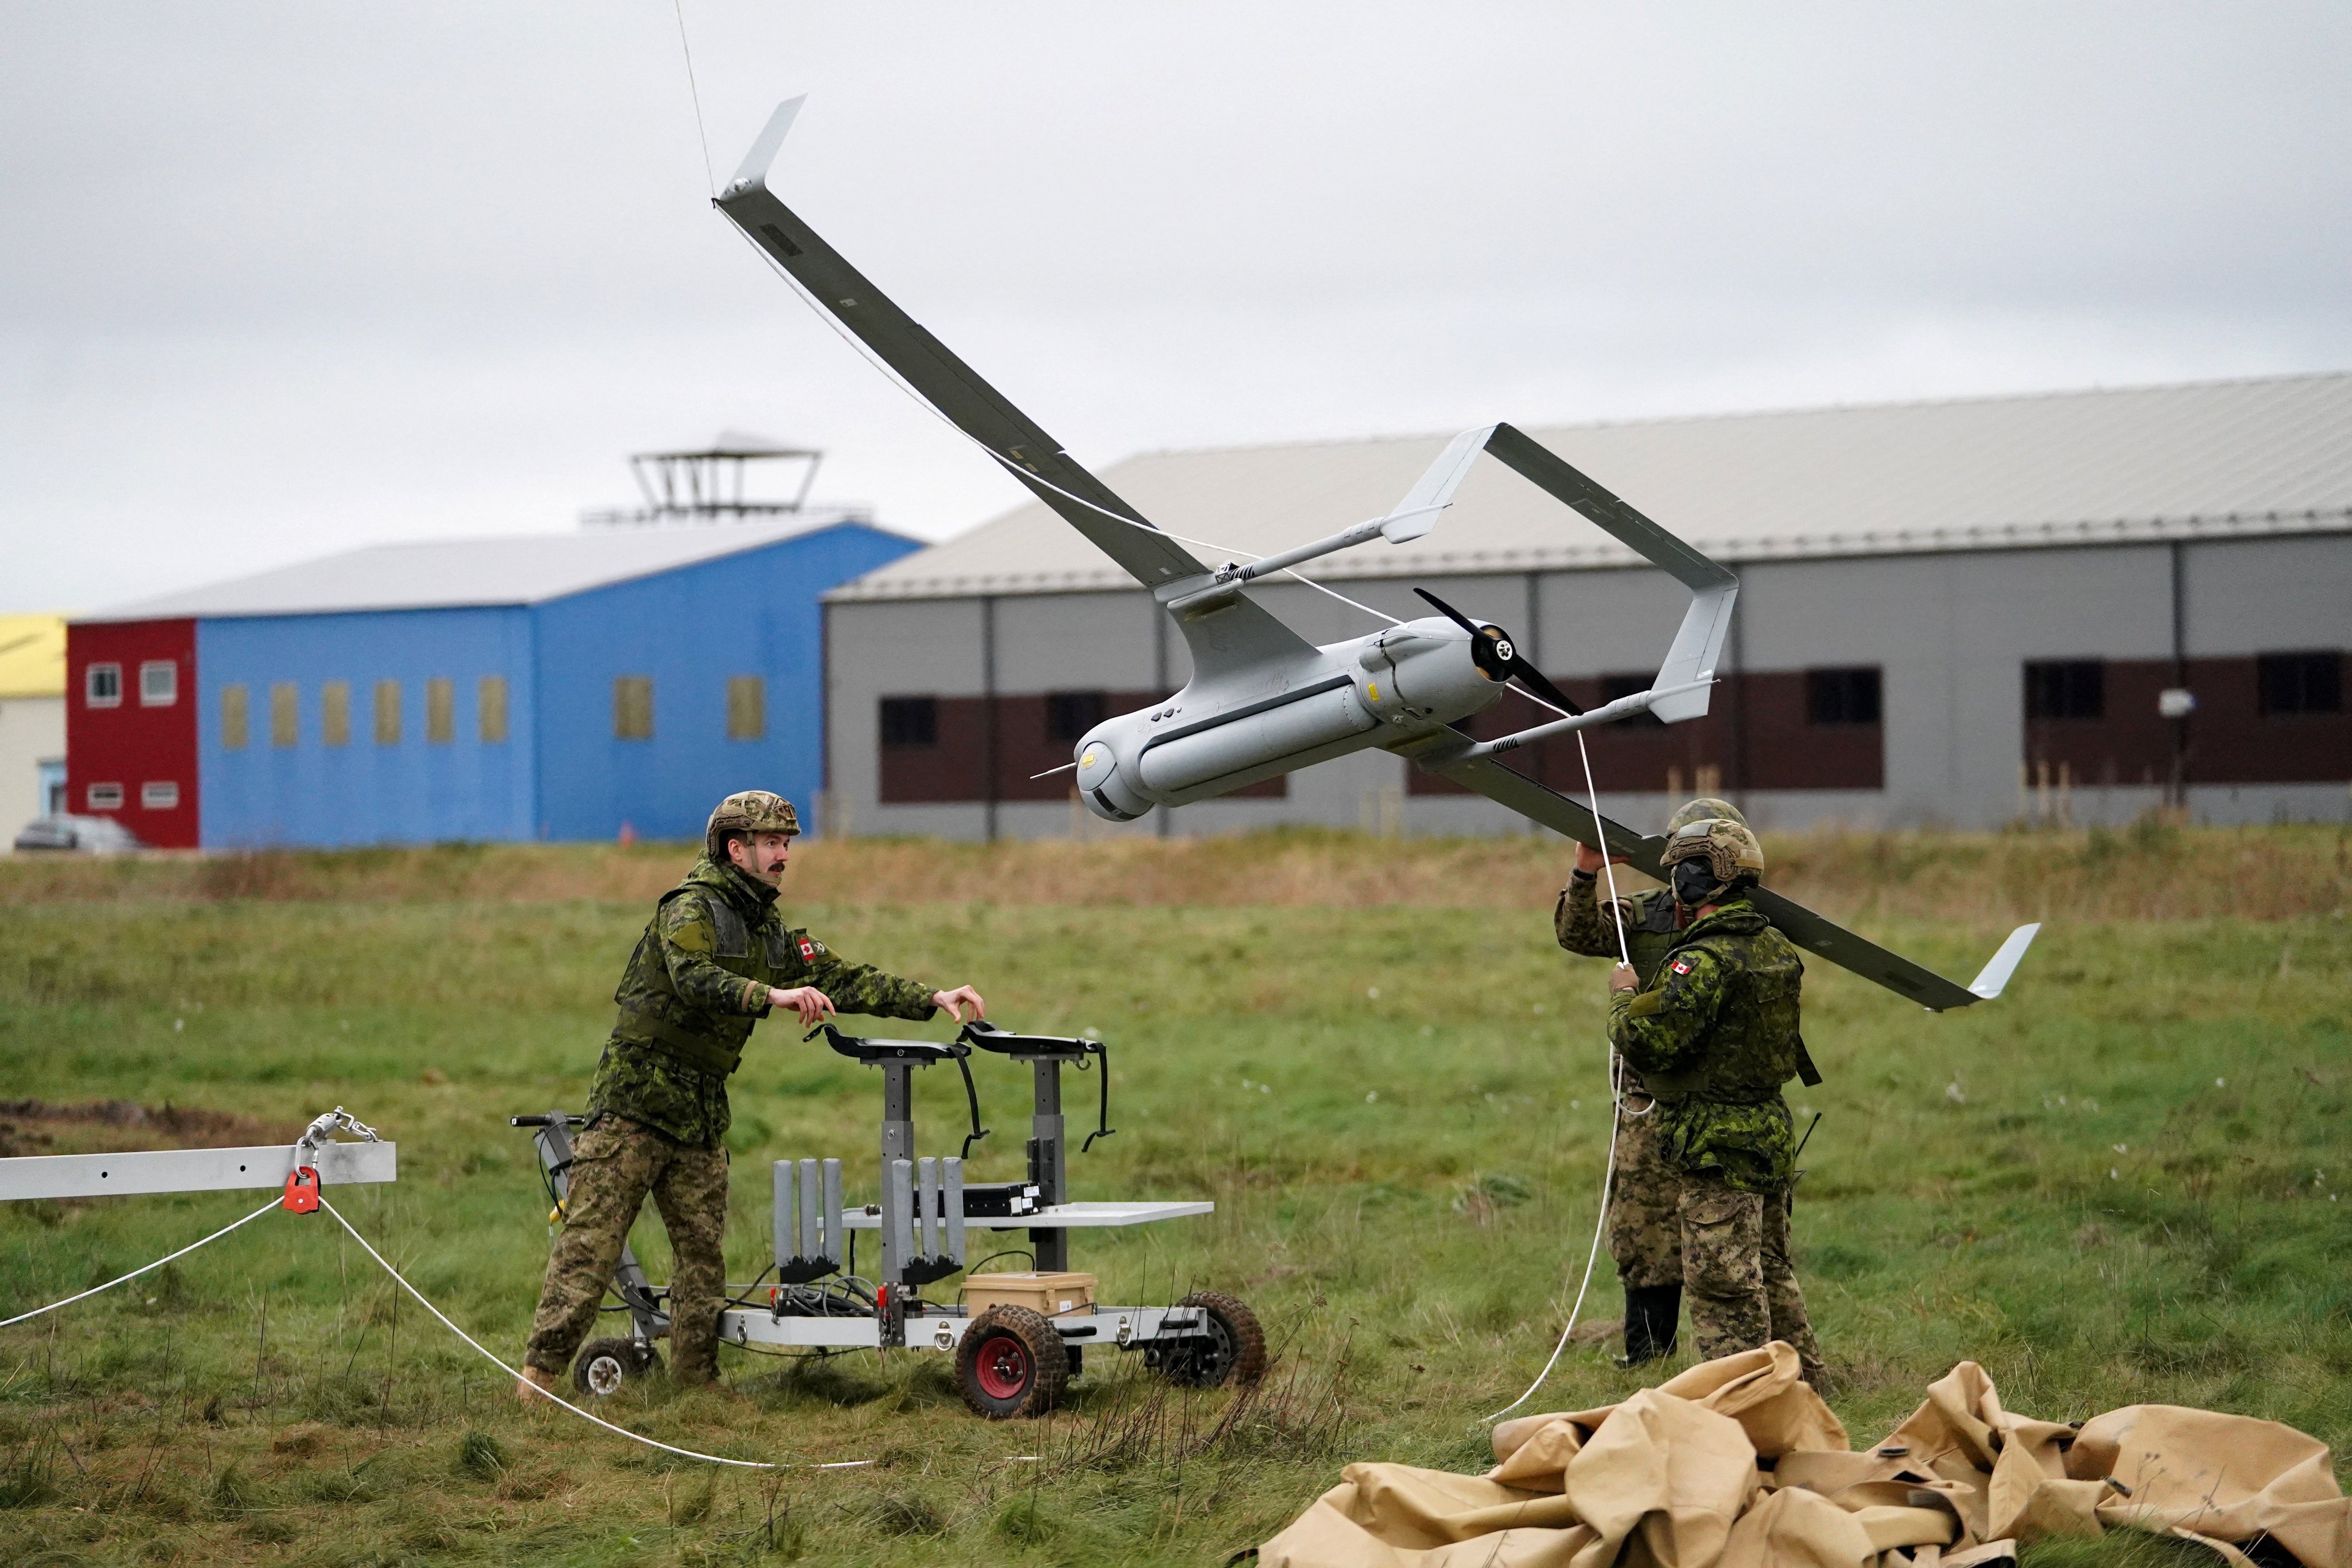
[523,851,938,1382]
[1555,873,1686,1292]
[1607,896,1825,1384]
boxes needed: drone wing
[715,99,1316,678]
[1428,754,2030,1011]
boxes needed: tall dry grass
[3,820,2347,921]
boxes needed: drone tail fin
[1646,582,1738,724]
[1376,425,1497,543]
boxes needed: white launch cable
[317,1196,873,1473]
[668,0,715,197]
[1576,730,1633,967]
[0,1196,283,1329]
[1486,1062,1622,1424]
[1482,729,1635,1423]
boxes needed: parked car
[12,815,145,854]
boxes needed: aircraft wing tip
[1964,922,2042,1000]
[725,95,811,197]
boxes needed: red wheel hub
[974,1332,1031,1400]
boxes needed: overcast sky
[4,3,2348,612]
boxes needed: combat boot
[1619,1284,1682,1367]
[515,1365,562,1406]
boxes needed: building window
[426,677,454,744]
[2258,651,2341,716]
[1045,690,1108,742]
[86,663,122,708]
[374,679,402,745]
[220,684,249,751]
[321,681,350,747]
[141,781,180,810]
[87,782,124,810]
[1600,673,1667,728]
[271,682,299,747]
[1806,667,1882,726]
[2025,660,2103,720]
[613,676,653,741]
[479,675,509,743]
[727,675,766,741]
[139,660,178,706]
[880,695,938,747]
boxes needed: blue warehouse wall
[198,608,537,847]
[531,524,918,842]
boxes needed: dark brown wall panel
[2019,655,2350,786]
[1410,672,1882,796]
[2183,655,2350,784]
[879,695,991,803]
[2022,658,2173,787]
[1736,672,1884,791]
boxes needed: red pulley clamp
[282,1166,321,1214]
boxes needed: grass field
[1,828,2348,1567]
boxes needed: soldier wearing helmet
[518,790,986,1401]
[1603,815,1826,1387]
[1556,797,1746,1368]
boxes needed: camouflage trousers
[1606,1108,1686,1290]
[523,1116,729,1383]
[1678,1171,1824,1385]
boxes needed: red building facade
[65,618,199,849]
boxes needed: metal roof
[81,514,903,624]
[832,374,2352,601]
[0,614,67,699]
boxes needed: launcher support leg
[1028,1058,1069,1272]
[878,1062,915,1285]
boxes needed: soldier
[1555,797,1750,1367]
[517,791,986,1401]
[1604,817,1826,1388]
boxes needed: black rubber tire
[573,1336,662,1396]
[1153,1291,1268,1389]
[955,1305,1070,1419]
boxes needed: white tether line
[316,1195,873,1473]
[1483,728,1634,1423]
[1,1195,282,1329]
[667,0,716,197]
[726,228,1403,629]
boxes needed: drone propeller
[1413,588,1584,717]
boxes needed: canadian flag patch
[1670,958,1694,976]
[798,939,817,961]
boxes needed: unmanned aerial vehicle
[714,99,2035,1012]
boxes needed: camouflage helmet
[1666,795,1748,834]
[705,790,800,860]
[1660,816,1766,888]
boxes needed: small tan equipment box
[958,1271,1097,1318]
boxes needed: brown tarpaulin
[1260,1345,2349,1568]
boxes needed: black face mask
[1672,858,1726,908]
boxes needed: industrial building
[68,517,920,848]
[823,374,2352,840]
[0,615,68,826]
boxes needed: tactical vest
[1638,914,1807,1106]
[610,886,799,1078]
[1618,890,1687,988]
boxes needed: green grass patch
[0,868,2347,1564]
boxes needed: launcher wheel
[955,1305,1069,1419]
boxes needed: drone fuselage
[1071,615,1506,821]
